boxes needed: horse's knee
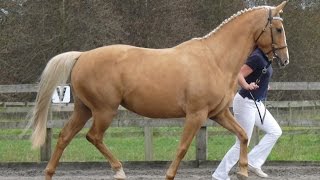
[238,130,248,145]
[242,135,248,146]
[56,132,70,149]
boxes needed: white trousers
[212,93,282,180]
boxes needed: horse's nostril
[284,60,289,65]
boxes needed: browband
[272,16,283,21]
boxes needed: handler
[212,47,283,180]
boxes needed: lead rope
[249,91,266,125]
[249,61,271,125]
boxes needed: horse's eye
[276,28,282,33]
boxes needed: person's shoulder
[251,48,264,57]
[248,49,266,63]
[246,49,266,69]
[248,52,262,61]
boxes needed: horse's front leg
[213,109,249,180]
[166,110,207,180]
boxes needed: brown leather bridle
[255,8,288,66]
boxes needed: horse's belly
[121,92,186,118]
[126,106,185,119]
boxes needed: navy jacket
[238,48,272,101]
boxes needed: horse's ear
[275,1,288,14]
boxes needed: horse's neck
[203,9,266,79]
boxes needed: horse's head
[255,1,289,68]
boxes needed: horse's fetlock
[45,168,55,176]
[165,169,176,180]
[239,160,248,168]
[112,162,123,170]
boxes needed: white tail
[28,51,82,149]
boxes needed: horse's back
[71,45,187,116]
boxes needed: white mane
[197,6,269,39]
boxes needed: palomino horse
[28,1,289,180]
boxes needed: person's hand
[245,82,259,91]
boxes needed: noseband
[255,9,287,62]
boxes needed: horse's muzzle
[277,58,289,68]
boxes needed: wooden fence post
[144,126,153,161]
[40,128,52,161]
[40,106,52,161]
[196,126,207,165]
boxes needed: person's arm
[238,64,259,91]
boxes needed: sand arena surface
[0,161,319,180]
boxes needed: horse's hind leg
[166,110,208,180]
[45,98,92,180]
[86,109,126,180]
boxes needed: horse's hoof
[236,172,248,180]
[113,167,126,180]
[165,176,174,180]
[45,176,52,180]
[165,174,174,180]
[45,174,53,180]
